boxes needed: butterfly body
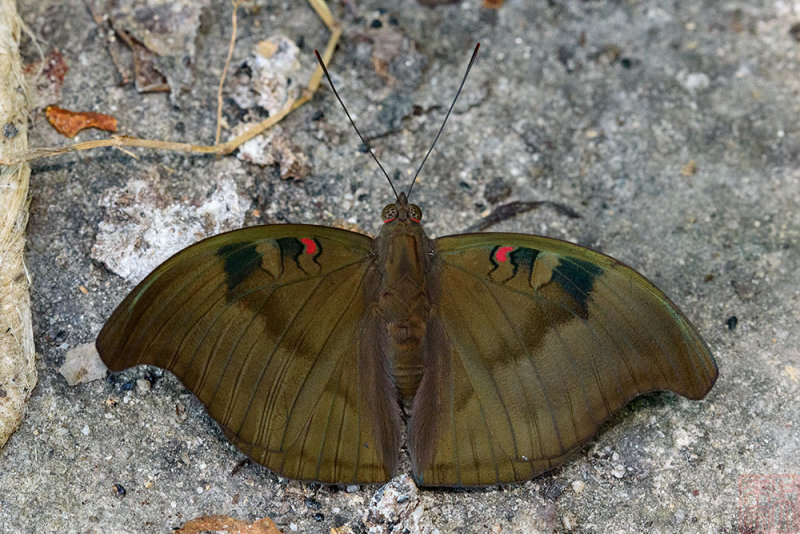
[371,196,436,407]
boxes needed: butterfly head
[382,192,422,225]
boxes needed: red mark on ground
[299,238,317,254]
[495,246,514,262]
[738,474,800,533]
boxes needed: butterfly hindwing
[96,225,401,484]
[409,233,718,486]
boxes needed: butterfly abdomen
[374,223,438,409]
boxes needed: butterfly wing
[409,233,718,486]
[96,225,402,484]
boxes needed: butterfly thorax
[372,214,438,410]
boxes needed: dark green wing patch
[218,237,326,292]
[484,243,600,316]
[551,256,604,313]
[219,242,261,290]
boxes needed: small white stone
[611,464,626,479]
[683,72,710,91]
[59,343,107,386]
[562,510,578,530]
[81,425,90,436]
[571,480,585,493]
[135,378,151,394]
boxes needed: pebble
[58,343,107,386]
[136,378,151,394]
[562,510,578,530]
[363,474,427,533]
[611,464,626,479]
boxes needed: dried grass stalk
[0,0,36,449]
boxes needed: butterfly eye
[382,204,398,223]
[409,204,423,222]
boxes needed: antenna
[407,43,480,199]
[314,50,399,200]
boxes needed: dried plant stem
[0,0,342,166]
[214,0,243,146]
[15,95,294,162]
[0,0,36,448]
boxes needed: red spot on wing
[410,217,421,223]
[299,238,317,254]
[495,246,514,262]
[383,218,396,224]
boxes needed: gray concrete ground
[1,0,798,532]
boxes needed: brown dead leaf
[255,39,279,59]
[680,159,698,176]
[483,0,505,8]
[177,514,281,534]
[370,57,390,79]
[45,106,118,138]
[115,29,169,93]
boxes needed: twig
[10,95,295,162]
[215,0,243,145]
[464,200,582,233]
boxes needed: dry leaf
[115,29,170,93]
[680,159,698,176]
[177,514,281,534]
[45,105,117,138]
[255,39,279,58]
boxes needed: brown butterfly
[96,45,718,487]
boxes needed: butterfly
[96,45,718,487]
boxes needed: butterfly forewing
[408,233,718,486]
[97,225,401,484]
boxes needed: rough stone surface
[2,1,799,533]
[91,168,250,282]
[363,475,431,534]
